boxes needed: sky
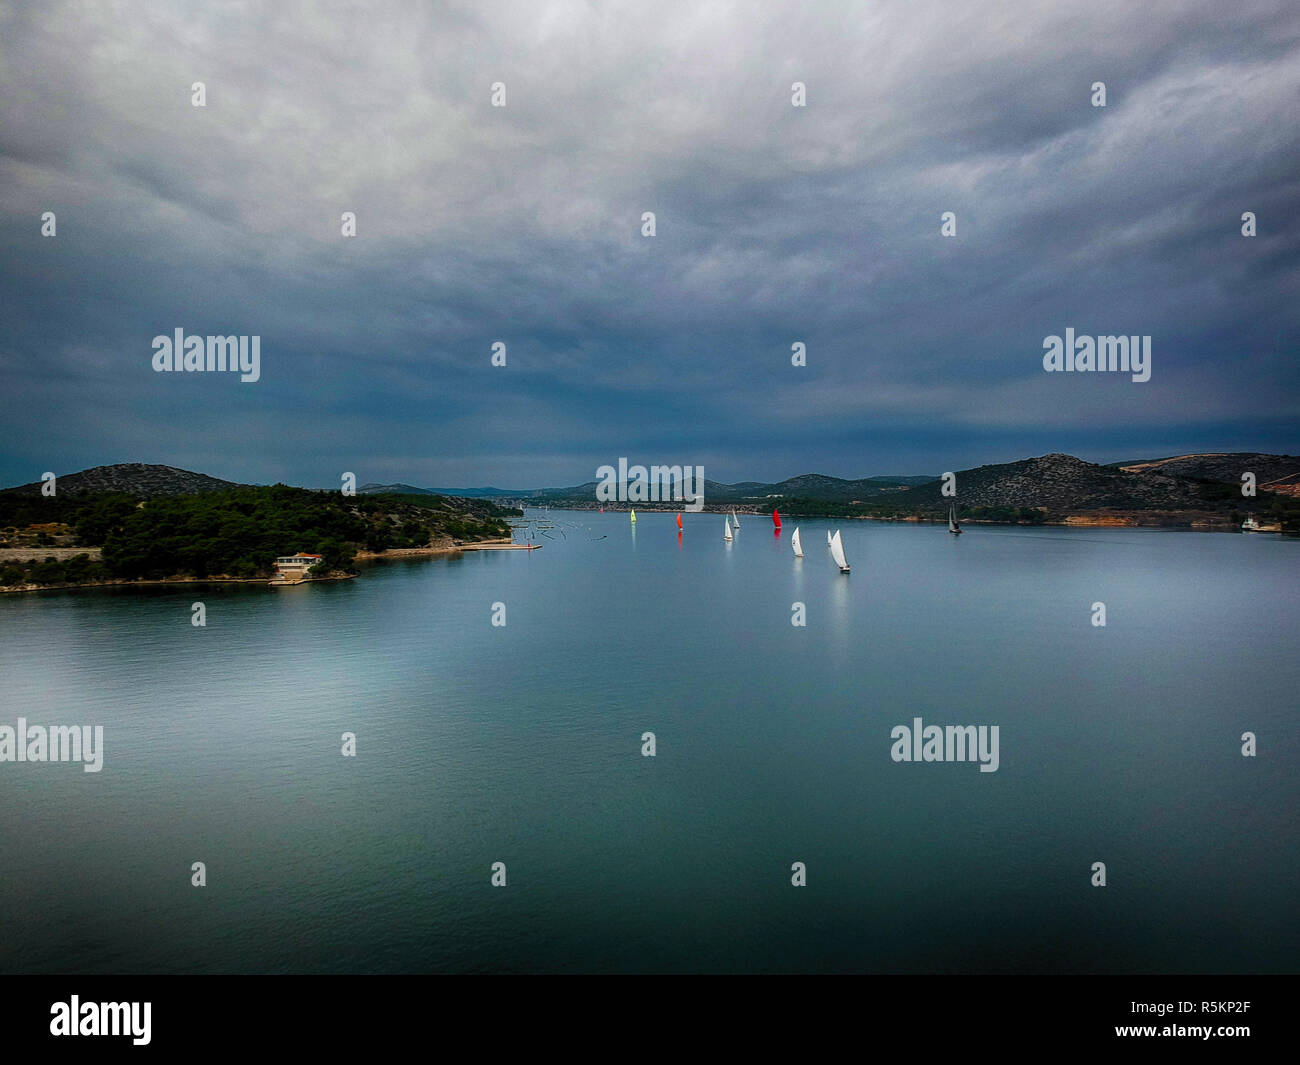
[1,0,1298,490]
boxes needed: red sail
[676,513,683,529]
[773,509,782,527]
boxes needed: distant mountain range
[4,452,1297,528]
[359,474,937,502]
[515,474,934,505]
[516,452,1299,529]
[521,452,1298,510]
[357,482,535,498]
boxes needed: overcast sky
[2,0,1297,489]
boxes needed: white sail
[827,530,833,546]
[948,503,960,534]
[723,517,733,541]
[731,508,740,527]
[792,526,803,557]
[830,529,849,571]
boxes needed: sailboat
[791,526,803,557]
[723,516,733,541]
[677,513,683,531]
[772,509,782,529]
[830,529,850,573]
[948,503,961,535]
[630,509,636,524]
[827,530,833,546]
[731,508,740,528]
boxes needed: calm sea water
[0,512,1296,974]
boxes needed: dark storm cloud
[1,0,1298,487]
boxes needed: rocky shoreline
[0,572,358,594]
[353,537,523,560]
[1,538,528,593]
